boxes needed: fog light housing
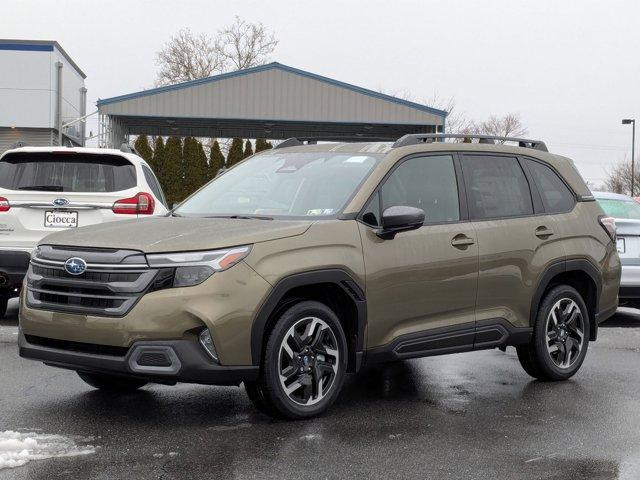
[199,328,218,362]
[174,266,214,287]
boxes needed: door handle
[451,234,475,248]
[535,226,554,239]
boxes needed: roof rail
[392,134,548,152]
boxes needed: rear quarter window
[525,159,575,213]
[0,152,137,193]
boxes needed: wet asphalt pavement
[2,298,640,479]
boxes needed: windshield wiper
[18,185,64,192]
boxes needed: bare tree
[472,113,528,141]
[378,89,472,135]
[423,93,474,135]
[155,18,278,86]
[214,16,278,71]
[604,158,640,196]
[155,29,224,86]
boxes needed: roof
[0,39,86,78]
[97,63,446,142]
[0,146,145,165]
[97,62,446,117]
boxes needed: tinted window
[142,165,167,207]
[526,159,575,213]
[380,155,459,223]
[0,152,136,192]
[361,192,380,226]
[462,155,532,219]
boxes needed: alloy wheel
[277,316,340,406]
[545,298,585,369]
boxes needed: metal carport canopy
[97,62,447,142]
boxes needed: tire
[77,371,147,392]
[243,381,279,417]
[0,294,7,320]
[247,300,348,419]
[517,285,590,381]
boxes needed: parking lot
[0,298,638,479]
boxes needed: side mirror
[377,206,425,239]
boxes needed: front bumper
[18,330,258,386]
[0,249,30,296]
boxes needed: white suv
[0,146,168,318]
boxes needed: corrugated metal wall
[100,67,443,126]
[0,128,56,154]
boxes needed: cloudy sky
[4,0,639,187]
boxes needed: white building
[0,39,86,153]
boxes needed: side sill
[364,319,532,364]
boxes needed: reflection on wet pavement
[1,312,640,479]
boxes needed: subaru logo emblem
[53,198,69,207]
[64,257,87,276]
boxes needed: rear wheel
[77,372,147,392]
[247,301,348,419]
[517,285,590,381]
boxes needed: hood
[614,218,640,236]
[40,216,313,253]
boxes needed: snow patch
[0,431,95,470]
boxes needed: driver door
[359,153,479,354]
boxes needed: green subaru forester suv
[18,134,621,419]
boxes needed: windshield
[597,198,640,220]
[0,152,137,192]
[175,151,381,218]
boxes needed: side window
[142,165,167,207]
[525,159,575,213]
[361,192,380,226]
[462,155,533,219]
[380,155,460,224]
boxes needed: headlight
[146,246,251,288]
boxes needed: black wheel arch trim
[530,258,602,335]
[250,269,367,367]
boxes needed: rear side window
[462,155,533,219]
[142,165,167,207]
[380,155,460,224]
[525,159,575,213]
[0,152,137,192]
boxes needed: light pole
[623,119,636,196]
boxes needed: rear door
[460,153,565,330]
[0,151,139,249]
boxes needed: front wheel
[517,285,590,381]
[247,300,348,419]
[0,293,7,320]
[77,371,147,392]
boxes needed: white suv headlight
[146,246,251,287]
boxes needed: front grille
[32,265,140,283]
[26,245,159,317]
[25,334,130,357]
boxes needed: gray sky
[5,0,639,186]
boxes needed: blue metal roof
[97,62,447,118]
